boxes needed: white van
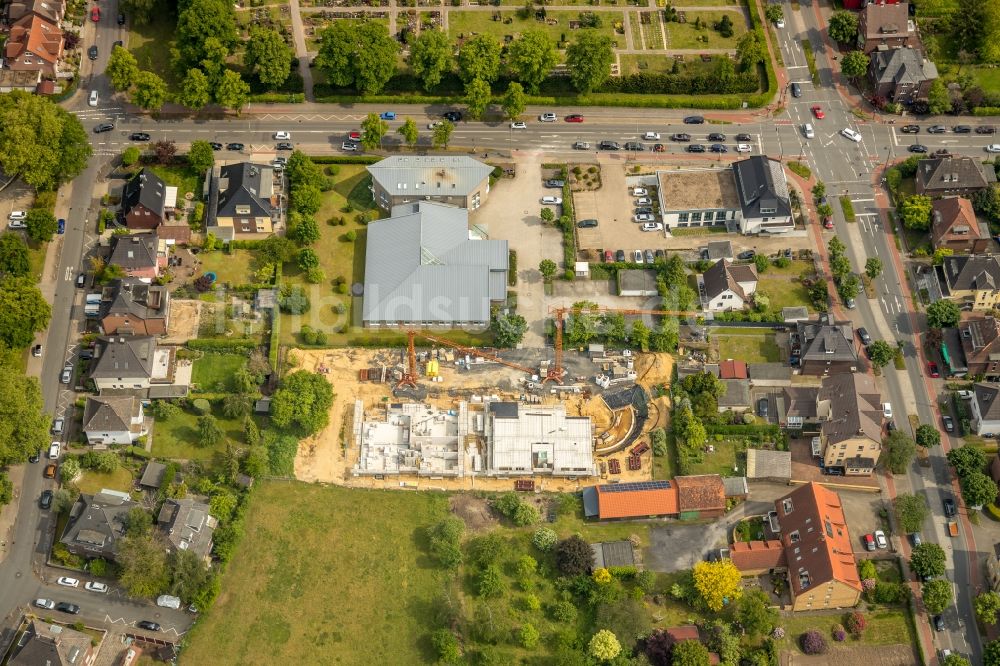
[156,595,181,609]
[803,123,815,139]
[48,442,60,460]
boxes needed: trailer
[947,521,959,537]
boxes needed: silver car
[633,213,655,223]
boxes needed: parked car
[623,142,645,151]
[93,123,114,133]
[117,11,125,24]
[209,142,223,150]
[88,90,99,107]
[57,577,80,587]
[634,207,653,215]
[640,222,663,232]
[44,463,56,478]
[565,114,585,123]
[710,144,728,153]
[643,131,660,140]
[927,125,947,134]
[48,442,60,459]
[379,111,396,120]
[943,498,956,517]
[644,249,655,263]
[942,415,955,432]
[615,250,625,262]
[652,143,665,152]
[573,141,591,150]
[632,187,648,196]
[987,144,1000,154]
[32,344,42,357]
[90,5,99,21]
[442,111,462,122]
[137,621,161,632]
[510,121,527,129]
[841,128,862,142]
[803,123,815,139]
[544,179,565,188]
[88,45,98,60]
[273,131,291,140]
[540,196,562,205]
[598,141,620,150]
[603,250,613,263]
[735,133,752,142]
[909,144,928,153]
[874,530,887,549]
[39,490,52,510]
[927,361,940,377]
[736,143,753,153]
[823,217,834,229]
[348,131,361,142]
[686,144,706,153]
[857,327,872,346]
[51,418,64,435]
[633,213,655,223]
[757,398,768,417]
[900,124,920,133]
[129,132,150,141]
[811,106,825,119]
[790,82,801,97]
[341,142,358,152]
[737,250,755,260]
[576,219,598,228]
[57,219,65,234]
[909,532,922,547]
[683,116,705,124]
[670,133,691,142]
[226,142,244,151]
[85,582,109,593]
[538,112,557,122]
[60,364,72,384]
[76,273,86,288]
[157,595,182,609]
[933,615,945,632]
[706,132,726,142]
[276,142,293,150]
[957,390,974,399]
[952,125,972,134]
[883,402,892,419]
[863,534,876,551]
[976,126,996,134]
[35,599,55,609]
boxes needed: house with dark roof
[120,168,176,231]
[916,156,996,197]
[857,1,918,54]
[590,540,635,568]
[971,383,1000,437]
[700,240,734,262]
[9,620,95,666]
[108,233,166,280]
[59,490,138,561]
[869,47,937,104]
[700,259,758,311]
[363,202,508,327]
[89,335,190,397]
[941,255,1000,311]
[675,474,727,518]
[748,362,792,386]
[959,316,1000,379]
[82,396,147,445]
[718,379,751,413]
[368,155,493,211]
[98,278,169,336]
[617,269,659,297]
[3,13,63,77]
[139,461,167,489]
[205,162,280,240]
[817,373,883,474]
[733,483,862,611]
[931,197,989,254]
[7,0,65,23]
[732,156,793,235]
[793,318,859,375]
[158,498,218,563]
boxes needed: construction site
[290,332,674,493]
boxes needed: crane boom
[396,329,537,389]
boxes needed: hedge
[187,339,258,353]
[561,168,577,280]
[249,93,305,104]
[705,423,782,442]
[268,263,283,370]
[129,446,151,459]
[597,71,759,96]
[973,108,1000,117]
[307,155,381,165]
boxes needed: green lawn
[663,11,746,49]
[127,0,179,88]
[448,11,624,49]
[970,66,1000,92]
[620,54,680,75]
[715,331,781,363]
[74,467,134,494]
[196,249,257,288]
[776,609,916,652]
[151,405,246,460]
[147,164,204,202]
[757,275,812,313]
[686,439,741,476]
[192,353,247,393]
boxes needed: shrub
[344,230,357,242]
[532,527,557,551]
[550,600,577,622]
[772,627,785,639]
[845,611,866,637]
[800,630,827,654]
[831,623,846,641]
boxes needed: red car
[811,105,825,119]
[863,534,875,551]
[90,5,100,21]
[348,131,361,141]
[565,114,585,123]
[823,217,834,229]
[652,143,665,152]
[927,361,940,378]
[603,250,613,263]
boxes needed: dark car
[900,125,920,133]
[927,125,947,134]
[113,40,123,48]
[934,148,951,156]
[39,490,52,510]
[117,12,125,24]
[442,111,462,122]
[598,140,620,150]
[634,206,653,215]
[652,143,664,152]
[129,132,150,141]
[943,497,956,517]
[544,179,565,188]
[624,142,645,151]
[683,116,705,124]
[655,249,665,260]
[577,219,598,228]
[953,125,972,133]
[790,82,801,98]
[28,453,39,463]
[735,133,752,142]
[886,420,896,432]
[686,144,706,153]
[209,142,223,150]
[137,621,161,632]
[670,133,691,142]
[710,143,728,153]
[276,142,293,150]
[707,132,727,142]
[614,250,626,262]
[908,144,928,153]
[737,250,755,260]
[976,126,997,134]
[56,602,80,614]
[757,398,768,417]
[88,45,98,60]
[933,615,945,632]
[226,142,244,151]
[93,123,114,133]
[57,218,64,234]
[942,414,955,432]
[857,327,872,346]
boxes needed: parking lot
[837,489,893,555]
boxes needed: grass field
[147,165,203,202]
[181,482,453,665]
[151,405,246,460]
[448,11,623,48]
[663,11,745,49]
[715,330,781,363]
[127,0,179,88]
[776,609,916,653]
[758,275,812,312]
[620,54,679,75]
[686,439,741,476]
[191,353,248,393]
[970,66,1000,92]
[197,250,257,287]
[75,467,134,494]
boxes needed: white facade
[739,213,795,235]
[485,402,596,477]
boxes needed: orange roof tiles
[4,13,62,66]
[675,475,727,512]
[596,484,679,519]
[719,359,748,379]
[731,540,787,571]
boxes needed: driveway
[838,489,893,556]
[477,157,562,348]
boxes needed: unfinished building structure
[484,402,596,478]
[352,401,473,477]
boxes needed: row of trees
[947,443,999,509]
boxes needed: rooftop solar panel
[598,480,672,493]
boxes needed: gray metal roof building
[362,202,508,326]
[368,156,494,211]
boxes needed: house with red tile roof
[732,483,861,611]
[675,474,727,518]
[4,12,63,77]
[931,197,989,254]
[582,480,680,520]
[719,359,748,379]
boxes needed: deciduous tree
[118,534,170,598]
[915,424,941,448]
[948,443,987,477]
[866,339,895,368]
[245,26,292,89]
[120,0,154,24]
[865,257,883,280]
[506,30,558,93]
[0,233,29,277]
[433,120,454,148]
[566,30,614,94]
[168,548,211,603]
[0,91,92,190]
[360,113,389,151]
[555,535,594,576]
[692,560,742,612]
[187,140,215,175]
[397,117,419,148]
[464,77,492,120]
[0,277,50,348]
[927,78,952,115]
[900,194,933,230]
[501,81,526,120]
[214,69,250,112]
[841,50,870,80]
[491,313,527,348]
[961,470,998,507]
[927,299,960,329]
[883,430,916,474]
[828,11,859,43]
[315,22,398,94]
[458,34,502,84]
[736,30,766,70]
[409,29,452,91]
[271,370,334,435]
[910,542,946,578]
[25,209,57,243]
[588,630,621,662]
[922,578,953,615]
[178,68,212,109]
[107,46,139,91]
[737,589,778,638]
[673,639,711,666]
[131,71,169,111]
[895,493,929,533]
[173,0,239,71]
[977,590,1000,625]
